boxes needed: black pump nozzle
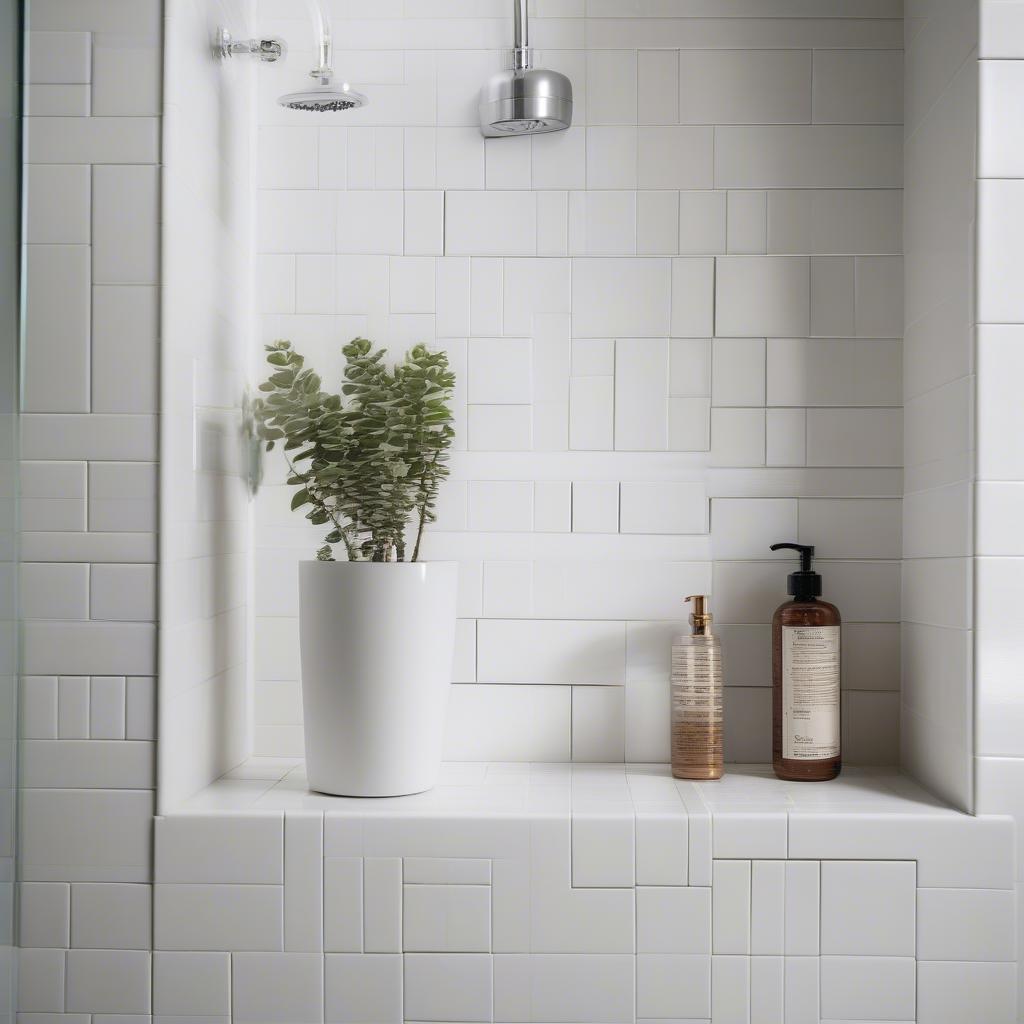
[770,542,822,601]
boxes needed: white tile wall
[247,3,905,764]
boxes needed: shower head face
[479,66,572,137]
[278,83,368,112]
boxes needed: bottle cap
[769,543,822,601]
[685,594,713,635]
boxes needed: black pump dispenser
[770,543,822,601]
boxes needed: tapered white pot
[299,560,458,797]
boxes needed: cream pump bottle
[671,595,724,781]
[770,543,841,782]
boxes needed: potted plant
[254,337,457,797]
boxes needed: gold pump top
[685,594,713,636]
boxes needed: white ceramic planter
[298,560,458,797]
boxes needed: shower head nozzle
[276,0,368,114]
[278,83,368,112]
[479,0,572,137]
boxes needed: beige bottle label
[782,625,840,760]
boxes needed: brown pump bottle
[770,543,841,782]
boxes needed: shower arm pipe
[513,0,531,70]
[305,0,333,83]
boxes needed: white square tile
[572,480,619,533]
[91,30,161,115]
[727,190,767,254]
[572,814,634,887]
[71,882,150,949]
[814,50,902,124]
[336,191,403,255]
[294,255,335,314]
[66,949,150,1015]
[405,191,445,255]
[153,951,230,1016]
[819,956,916,1022]
[258,127,318,189]
[90,564,155,622]
[711,408,765,467]
[468,481,533,532]
[569,190,636,255]
[403,953,492,1022]
[446,191,536,256]
[468,338,532,404]
[916,960,1016,1024]
[712,337,766,407]
[669,395,712,450]
[468,405,532,450]
[534,480,572,533]
[587,127,638,189]
[485,135,532,189]
[325,953,402,1024]
[403,883,490,952]
[637,954,712,1019]
[638,127,714,189]
[18,947,65,1013]
[635,813,688,887]
[716,256,809,336]
[573,258,671,338]
[533,127,586,189]
[28,30,91,83]
[637,886,710,954]
[917,888,1016,962]
[232,952,322,1024]
[678,190,726,254]
[26,164,90,244]
[19,881,70,948]
[637,191,680,255]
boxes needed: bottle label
[782,625,840,761]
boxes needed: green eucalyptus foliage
[252,338,455,562]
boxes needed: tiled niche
[245,2,905,770]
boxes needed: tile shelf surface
[152,761,1018,1022]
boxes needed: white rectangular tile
[325,952,402,1024]
[66,949,150,1015]
[70,881,151,949]
[154,884,282,951]
[324,857,363,953]
[403,883,490,952]
[285,814,323,952]
[784,861,819,956]
[712,859,750,954]
[153,951,231,1017]
[615,338,667,451]
[819,956,916,1022]
[156,816,282,884]
[232,952,322,1024]
[751,860,785,955]
[916,888,1015,962]
[364,857,402,953]
[404,953,492,1022]
[637,886,710,954]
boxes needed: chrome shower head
[277,0,368,113]
[480,0,572,137]
[278,83,368,112]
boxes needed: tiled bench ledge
[153,763,1018,1024]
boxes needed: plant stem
[285,453,357,561]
